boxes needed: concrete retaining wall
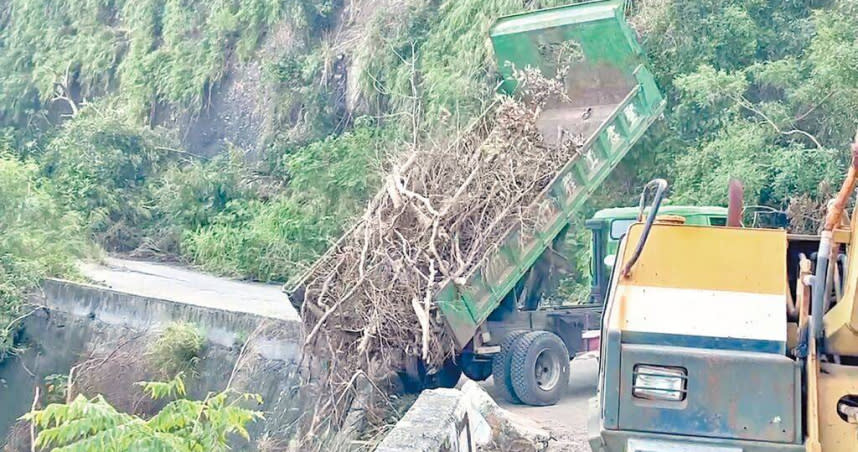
[41,278,302,361]
[376,388,479,452]
[0,278,307,448]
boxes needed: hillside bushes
[41,108,176,249]
[0,0,333,124]
[182,123,395,281]
[0,153,86,357]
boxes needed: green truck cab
[586,206,728,304]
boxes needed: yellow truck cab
[589,176,858,452]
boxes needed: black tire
[491,331,528,403]
[460,352,492,381]
[509,331,570,406]
[427,360,462,389]
[398,356,427,393]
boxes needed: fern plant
[24,374,263,452]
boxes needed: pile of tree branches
[293,68,582,437]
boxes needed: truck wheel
[509,331,570,406]
[427,360,462,389]
[460,352,492,381]
[492,331,528,403]
[398,356,427,393]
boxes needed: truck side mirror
[604,254,616,267]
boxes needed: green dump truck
[290,0,670,406]
[434,0,665,405]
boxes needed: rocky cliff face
[176,0,401,160]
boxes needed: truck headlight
[633,365,687,401]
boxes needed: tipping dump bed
[438,0,666,347]
[285,1,665,350]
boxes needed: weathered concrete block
[461,380,550,451]
[376,388,476,452]
[377,381,553,452]
[41,278,301,360]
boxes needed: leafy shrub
[0,153,86,358]
[146,323,205,377]
[40,108,175,250]
[152,150,257,231]
[182,196,339,281]
[44,374,70,405]
[283,123,388,210]
[25,374,262,451]
[182,123,393,281]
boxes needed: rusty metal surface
[727,179,743,227]
[593,429,805,452]
[616,344,800,444]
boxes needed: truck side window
[610,219,635,240]
[709,216,727,226]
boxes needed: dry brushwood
[787,181,835,234]
[296,68,582,438]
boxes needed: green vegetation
[0,0,325,123]
[183,123,394,280]
[25,374,262,451]
[44,374,71,405]
[0,0,857,330]
[146,322,205,377]
[0,151,87,357]
[627,0,858,222]
[356,0,569,125]
[40,107,176,249]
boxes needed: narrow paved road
[79,257,299,321]
[479,357,599,451]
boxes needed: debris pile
[294,69,582,434]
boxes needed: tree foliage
[0,151,86,357]
[182,122,395,281]
[146,323,205,378]
[39,106,176,249]
[621,0,858,230]
[24,374,263,452]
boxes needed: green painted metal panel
[591,205,729,220]
[490,0,640,95]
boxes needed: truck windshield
[610,219,635,240]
